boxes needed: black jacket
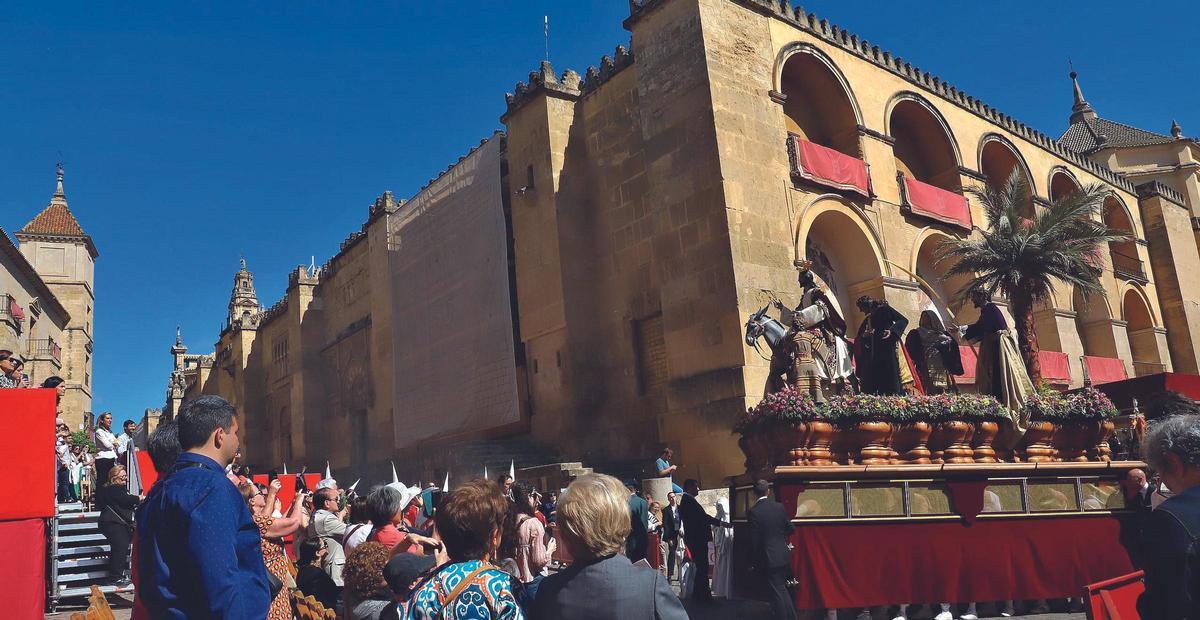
[1137,485,1200,619]
[96,484,139,527]
[748,498,794,570]
[678,493,722,548]
[661,505,680,543]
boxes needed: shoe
[891,616,907,620]
[825,611,838,620]
[934,613,953,620]
[855,611,871,620]
[959,615,978,620]
[113,578,133,589]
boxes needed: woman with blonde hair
[529,473,686,619]
[96,465,141,587]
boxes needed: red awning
[902,175,971,229]
[8,297,25,321]
[1040,350,1071,385]
[789,135,870,197]
[959,345,979,384]
[958,347,1070,384]
[1084,356,1128,385]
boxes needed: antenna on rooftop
[544,15,550,62]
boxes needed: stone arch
[1121,285,1163,375]
[775,43,864,158]
[910,228,978,327]
[1072,287,1119,359]
[978,134,1036,217]
[1048,167,1082,202]
[1105,195,1143,281]
[796,196,888,326]
[885,92,962,192]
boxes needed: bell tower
[228,258,260,327]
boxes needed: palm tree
[938,171,1129,385]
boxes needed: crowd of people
[24,376,1199,618]
[130,395,741,619]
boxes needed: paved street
[48,590,1086,620]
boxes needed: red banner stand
[0,389,56,618]
[1085,570,1144,620]
[135,449,159,491]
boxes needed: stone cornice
[713,0,1139,195]
[857,124,895,146]
[958,166,987,182]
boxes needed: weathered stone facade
[177,0,1200,486]
[4,166,96,430]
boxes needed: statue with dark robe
[958,291,1033,443]
[852,296,910,395]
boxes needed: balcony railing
[1133,360,1167,377]
[1110,249,1148,283]
[30,338,62,365]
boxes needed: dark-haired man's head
[299,537,327,567]
[148,420,181,474]
[754,479,771,498]
[315,488,340,514]
[176,395,240,466]
[684,479,699,495]
[970,289,991,309]
[123,420,136,434]
[384,554,435,600]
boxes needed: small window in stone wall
[633,314,667,395]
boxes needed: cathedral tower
[228,258,261,327]
[16,164,98,429]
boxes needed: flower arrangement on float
[736,386,1118,474]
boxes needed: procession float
[728,259,1147,612]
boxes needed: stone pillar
[1137,184,1200,373]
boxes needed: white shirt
[117,432,133,457]
[94,428,117,460]
[343,523,373,555]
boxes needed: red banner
[1085,356,1128,385]
[251,473,322,511]
[0,519,46,619]
[902,175,971,229]
[789,515,1134,609]
[790,136,870,197]
[8,296,25,321]
[136,449,159,491]
[1040,350,1072,384]
[1,389,55,519]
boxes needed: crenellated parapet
[580,45,634,96]
[502,60,581,121]
[1136,180,1188,207]
[628,0,1139,195]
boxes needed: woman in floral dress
[242,480,311,620]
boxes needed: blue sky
[1,1,1193,418]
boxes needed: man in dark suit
[748,479,796,620]
[625,480,650,563]
[678,479,728,602]
[661,492,682,582]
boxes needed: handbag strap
[442,564,493,609]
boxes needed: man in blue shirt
[136,395,270,619]
[655,448,683,494]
